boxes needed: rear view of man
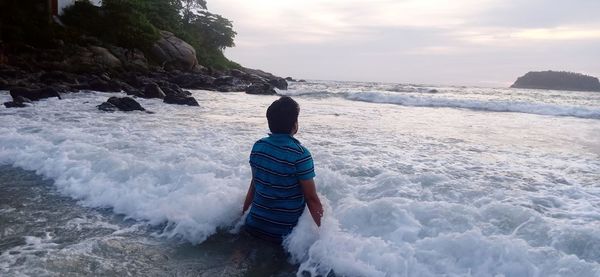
[242,96,323,243]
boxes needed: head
[267,96,300,135]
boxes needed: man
[242,96,323,243]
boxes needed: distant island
[511,71,600,92]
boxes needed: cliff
[511,71,600,92]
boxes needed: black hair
[266,96,300,134]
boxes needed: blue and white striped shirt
[245,133,315,242]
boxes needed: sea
[1,80,599,276]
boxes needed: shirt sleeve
[295,148,316,180]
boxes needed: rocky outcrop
[86,77,122,92]
[246,82,276,95]
[143,83,166,99]
[3,96,32,108]
[151,31,198,71]
[239,67,288,90]
[511,71,600,92]
[107,46,149,72]
[66,46,122,72]
[163,94,199,106]
[0,36,290,113]
[169,73,215,89]
[10,87,61,101]
[97,96,145,112]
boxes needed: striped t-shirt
[245,133,316,242]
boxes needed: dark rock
[40,71,77,85]
[119,82,141,96]
[14,96,33,104]
[0,77,8,90]
[298,79,306,83]
[97,101,118,112]
[121,73,145,89]
[0,67,20,79]
[10,87,61,101]
[98,96,145,112]
[285,77,295,81]
[65,45,122,72]
[87,79,122,92]
[3,95,32,108]
[428,89,439,93]
[240,68,288,90]
[170,73,215,89]
[268,78,288,90]
[246,82,276,95]
[213,76,235,86]
[151,31,198,71]
[143,83,166,99]
[511,71,600,92]
[163,94,199,106]
[159,82,187,96]
[3,101,27,108]
[229,69,247,78]
[107,46,149,72]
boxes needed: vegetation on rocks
[0,0,288,110]
[0,0,238,70]
[511,71,600,92]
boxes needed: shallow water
[0,165,297,276]
[0,81,599,276]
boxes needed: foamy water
[1,81,599,276]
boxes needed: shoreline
[0,164,299,276]
[0,39,292,110]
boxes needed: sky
[209,0,600,87]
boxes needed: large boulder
[170,73,215,89]
[39,71,78,85]
[98,96,145,112]
[151,31,198,71]
[3,96,32,108]
[240,67,288,90]
[163,94,199,106]
[89,46,122,69]
[246,82,276,95]
[86,78,122,92]
[10,87,61,101]
[107,46,149,71]
[66,46,122,72]
[143,83,166,99]
[268,78,288,90]
[213,75,235,86]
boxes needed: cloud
[209,0,600,85]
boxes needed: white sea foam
[345,91,600,119]
[1,86,599,276]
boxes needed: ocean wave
[1,91,599,276]
[345,91,600,119]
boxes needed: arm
[242,179,255,214]
[300,178,323,227]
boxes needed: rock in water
[511,71,600,92]
[240,68,288,90]
[98,97,145,112]
[4,96,32,108]
[245,82,276,95]
[151,31,198,71]
[163,94,199,106]
[143,83,166,99]
[268,78,288,90]
[10,87,61,101]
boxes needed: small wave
[345,91,600,119]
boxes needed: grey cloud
[473,0,600,28]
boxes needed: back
[245,133,315,241]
